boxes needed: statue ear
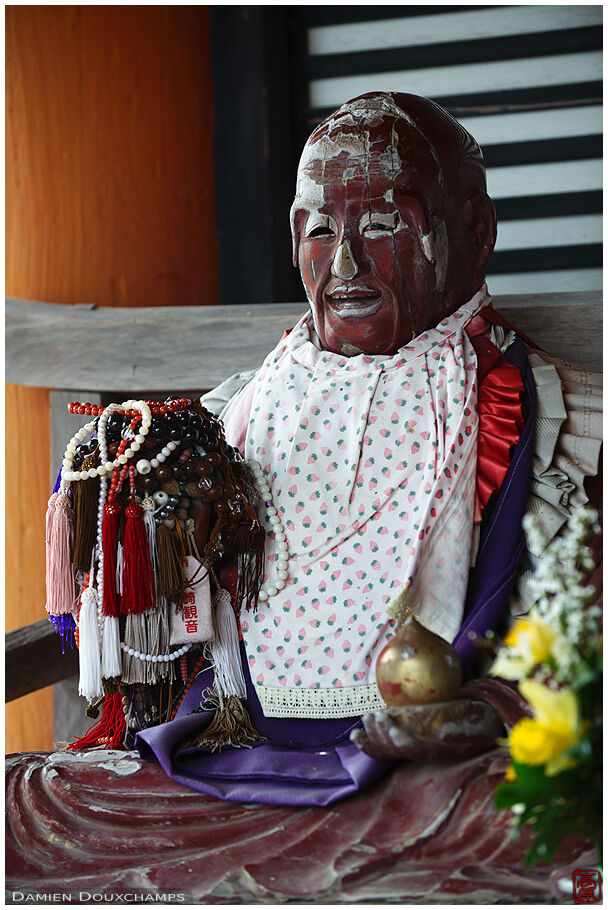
[290,206,303,268]
[462,189,496,290]
[291,231,300,269]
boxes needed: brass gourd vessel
[376,613,462,706]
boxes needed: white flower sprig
[517,505,601,682]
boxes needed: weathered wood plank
[6,292,602,391]
[493,302,602,371]
[6,298,304,391]
[54,675,92,745]
[6,619,79,702]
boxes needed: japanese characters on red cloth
[221,289,488,719]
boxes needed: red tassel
[102,501,122,617]
[68,692,126,750]
[121,502,155,614]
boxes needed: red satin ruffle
[467,320,525,516]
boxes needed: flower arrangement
[490,504,602,867]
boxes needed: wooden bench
[5,291,602,724]
[5,291,601,902]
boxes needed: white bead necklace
[95,407,112,636]
[120,642,191,662]
[247,459,290,602]
[62,399,152,483]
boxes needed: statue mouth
[326,285,381,318]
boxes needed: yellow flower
[505,764,517,782]
[509,680,581,776]
[491,611,557,680]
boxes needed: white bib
[223,293,484,717]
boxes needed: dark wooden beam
[210,7,302,305]
[6,619,79,702]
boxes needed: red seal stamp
[573,869,602,903]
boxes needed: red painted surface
[6,680,594,902]
[6,748,592,903]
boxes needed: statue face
[291,111,451,356]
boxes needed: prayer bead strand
[247,460,290,602]
[120,642,191,663]
[62,399,152,482]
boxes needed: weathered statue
[7,91,601,902]
[134,92,600,799]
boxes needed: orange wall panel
[6,688,55,756]
[6,6,218,751]
[5,385,53,752]
[5,385,50,631]
[6,5,218,308]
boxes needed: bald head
[290,92,496,355]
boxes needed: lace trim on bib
[256,682,386,719]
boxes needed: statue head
[290,91,496,356]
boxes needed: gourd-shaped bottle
[376,614,462,706]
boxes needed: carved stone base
[6,748,593,903]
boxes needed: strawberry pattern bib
[223,292,485,718]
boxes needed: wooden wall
[5,6,218,752]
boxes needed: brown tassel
[183,692,265,752]
[156,524,184,599]
[236,520,265,613]
[72,456,100,570]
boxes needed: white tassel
[210,588,246,698]
[101,615,122,679]
[78,586,102,700]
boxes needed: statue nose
[331,239,358,280]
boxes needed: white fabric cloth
[510,350,602,618]
[220,293,485,717]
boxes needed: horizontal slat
[309,82,603,124]
[488,268,602,296]
[495,190,602,222]
[306,28,601,81]
[302,6,491,29]
[6,293,602,390]
[6,619,79,702]
[490,243,601,273]
[304,26,602,79]
[482,134,601,168]
[487,158,602,199]
[308,6,602,55]
[495,214,602,252]
[460,104,602,145]
[309,51,602,109]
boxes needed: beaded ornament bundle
[45,396,265,751]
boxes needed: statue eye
[307,224,335,238]
[362,212,401,235]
